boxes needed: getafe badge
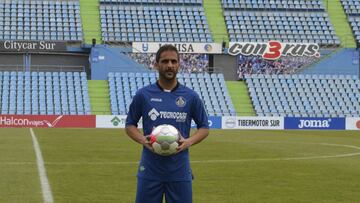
[175,96,186,107]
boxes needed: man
[125,44,209,203]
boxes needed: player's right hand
[143,135,155,152]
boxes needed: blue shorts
[136,178,192,203]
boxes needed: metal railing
[26,65,85,72]
[0,65,85,72]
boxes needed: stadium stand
[222,0,340,45]
[108,72,236,116]
[341,0,360,46]
[0,71,91,115]
[222,0,324,11]
[245,74,360,117]
[99,0,213,42]
[237,55,319,79]
[0,0,83,41]
[341,0,360,15]
[100,0,203,4]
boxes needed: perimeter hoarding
[191,116,222,129]
[96,115,220,129]
[96,115,127,128]
[132,42,222,54]
[222,117,284,130]
[96,115,143,128]
[284,117,346,130]
[0,115,96,128]
[346,118,360,130]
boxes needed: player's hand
[176,134,192,153]
[143,135,155,152]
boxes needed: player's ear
[154,62,159,70]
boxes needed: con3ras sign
[285,117,346,130]
[228,41,320,60]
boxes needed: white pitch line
[3,142,360,166]
[30,128,54,203]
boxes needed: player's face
[155,50,180,81]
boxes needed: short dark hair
[155,44,179,63]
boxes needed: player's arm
[125,125,154,152]
[177,93,210,152]
[125,91,154,152]
[177,128,209,152]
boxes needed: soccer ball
[150,124,180,156]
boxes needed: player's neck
[157,79,178,91]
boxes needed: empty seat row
[108,72,236,116]
[100,0,202,5]
[100,4,212,42]
[224,11,339,45]
[0,71,91,115]
[246,74,360,117]
[222,0,324,11]
[0,0,83,41]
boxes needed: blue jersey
[126,82,209,181]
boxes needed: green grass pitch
[0,128,360,202]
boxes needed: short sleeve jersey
[126,82,209,181]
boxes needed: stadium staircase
[88,80,111,115]
[324,0,356,48]
[203,0,229,44]
[79,0,102,44]
[226,81,255,116]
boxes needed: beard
[160,70,177,81]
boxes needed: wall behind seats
[0,54,24,70]
[31,54,90,73]
[213,54,238,80]
[0,53,90,74]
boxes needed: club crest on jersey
[175,96,186,107]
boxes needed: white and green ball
[151,124,180,156]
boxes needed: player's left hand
[176,134,192,153]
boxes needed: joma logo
[298,119,331,128]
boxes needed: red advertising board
[0,115,96,128]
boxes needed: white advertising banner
[96,115,127,128]
[96,115,143,128]
[222,116,284,130]
[132,42,222,54]
[346,117,360,130]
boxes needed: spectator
[237,55,319,79]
